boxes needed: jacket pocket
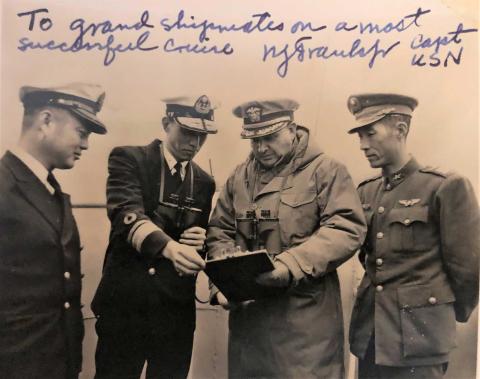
[279,191,317,237]
[397,284,457,358]
[387,207,433,252]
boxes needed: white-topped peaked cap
[162,95,218,134]
[233,99,299,139]
[20,83,107,134]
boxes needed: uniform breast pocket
[397,284,457,358]
[279,191,317,237]
[387,207,434,252]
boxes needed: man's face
[164,120,207,161]
[250,125,296,168]
[43,108,91,169]
[356,120,402,169]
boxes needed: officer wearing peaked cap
[347,93,479,379]
[92,95,217,379]
[0,83,107,379]
[207,99,366,378]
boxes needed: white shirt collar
[10,146,55,194]
[163,145,188,180]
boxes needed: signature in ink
[263,36,400,78]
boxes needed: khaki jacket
[349,158,479,366]
[207,127,366,378]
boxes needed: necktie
[47,172,62,197]
[172,161,183,184]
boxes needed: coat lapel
[3,151,62,235]
[60,193,80,248]
[145,140,162,208]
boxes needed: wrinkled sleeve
[206,171,237,303]
[436,174,480,322]
[107,147,172,261]
[276,162,367,284]
[206,172,237,257]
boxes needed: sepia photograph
[0,1,478,378]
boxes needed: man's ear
[37,109,53,136]
[393,121,408,139]
[162,117,170,132]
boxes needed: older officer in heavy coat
[207,99,366,379]
[0,84,107,379]
[347,94,479,379]
[92,96,217,379]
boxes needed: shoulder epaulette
[419,166,448,178]
[358,174,382,187]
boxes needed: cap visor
[348,114,389,134]
[70,108,107,134]
[241,121,290,139]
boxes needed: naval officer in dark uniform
[0,83,107,379]
[346,93,479,379]
[92,96,217,379]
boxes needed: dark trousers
[0,351,78,379]
[94,311,194,379]
[358,336,447,379]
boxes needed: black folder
[205,249,278,302]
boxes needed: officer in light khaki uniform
[207,99,366,378]
[346,94,479,379]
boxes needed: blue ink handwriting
[335,7,430,33]
[263,36,400,77]
[160,10,284,43]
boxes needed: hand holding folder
[205,248,281,302]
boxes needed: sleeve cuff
[140,228,173,261]
[276,252,305,285]
[128,220,159,252]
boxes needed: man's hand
[179,226,206,252]
[216,291,246,310]
[162,240,206,276]
[256,260,292,287]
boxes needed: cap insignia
[194,95,211,114]
[246,106,262,123]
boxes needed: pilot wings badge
[398,199,421,207]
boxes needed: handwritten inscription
[17,9,158,65]
[16,7,478,78]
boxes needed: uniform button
[64,302,70,310]
[428,296,437,305]
[376,258,383,266]
[148,267,156,276]
[378,206,385,214]
[376,285,384,292]
[376,232,384,239]
[64,271,71,279]
[385,184,392,190]
[404,219,411,225]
